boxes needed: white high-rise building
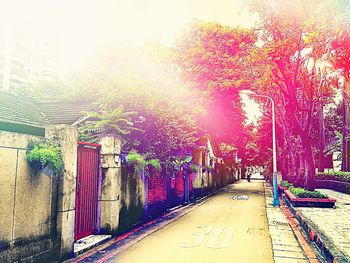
[0,23,60,92]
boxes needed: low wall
[0,131,54,263]
[315,180,350,194]
[117,168,146,233]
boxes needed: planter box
[283,189,336,208]
[278,184,288,196]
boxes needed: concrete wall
[118,168,146,233]
[99,136,122,234]
[46,125,78,260]
[98,136,146,235]
[0,125,78,263]
[0,131,54,263]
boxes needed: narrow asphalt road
[109,179,274,263]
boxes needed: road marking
[230,195,249,200]
[207,226,234,249]
[178,225,213,248]
[179,225,234,249]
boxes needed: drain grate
[272,221,289,227]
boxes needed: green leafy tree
[246,0,339,189]
[80,105,138,141]
[174,21,256,154]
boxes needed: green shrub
[26,140,63,175]
[189,164,199,173]
[280,180,293,188]
[127,150,147,173]
[206,165,214,171]
[316,171,350,183]
[289,187,328,199]
[147,159,161,171]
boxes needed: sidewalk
[289,188,350,262]
[264,182,313,263]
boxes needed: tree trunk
[301,133,316,190]
[342,77,350,171]
[318,99,325,172]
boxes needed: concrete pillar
[99,136,122,234]
[46,125,78,260]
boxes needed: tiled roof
[39,101,93,125]
[0,91,49,128]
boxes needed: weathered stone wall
[46,125,78,260]
[98,136,146,235]
[0,125,78,263]
[99,136,123,234]
[118,168,146,233]
[0,131,54,263]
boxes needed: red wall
[147,173,167,205]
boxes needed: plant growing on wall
[188,164,199,173]
[147,158,161,171]
[26,140,63,176]
[172,155,193,172]
[126,150,162,175]
[205,165,214,172]
[80,105,140,142]
[126,150,147,173]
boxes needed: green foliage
[205,165,214,171]
[289,187,328,199]
[126,150,147,173]
[174,20,253,150]
[324,131,342,157]
[26,140,63,175]
[127,151,162,174]
[70,45,201,163]
[188,164,199,173]
[147,159,161,171]
[80,105,138,141]
[316,171,350,182]
[280,180,293,188]
[172,155,193,171]
[220,143,237,155]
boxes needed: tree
[174,20,256,157]
[247,0,338,189]
[328,5,350,170]
[73,44,203,164]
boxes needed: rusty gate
[74,142,101,241]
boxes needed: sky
[1,0,260,122]
[0,0,255,70]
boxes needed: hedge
[316,172,350,183]
[289,186,328,199]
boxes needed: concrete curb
[283,197,349,263]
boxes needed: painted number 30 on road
[178,225,234,249]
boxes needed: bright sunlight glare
[241,94,263,125]
[0,0,255,72]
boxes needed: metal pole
[251,94,279,207]
[269,97,279,207]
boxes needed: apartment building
[0,23,59,91]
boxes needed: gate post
[46,125,78,260]
[99,136,122,234]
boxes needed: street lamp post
[241,90,279,207]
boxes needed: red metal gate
[74,142,101,241]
